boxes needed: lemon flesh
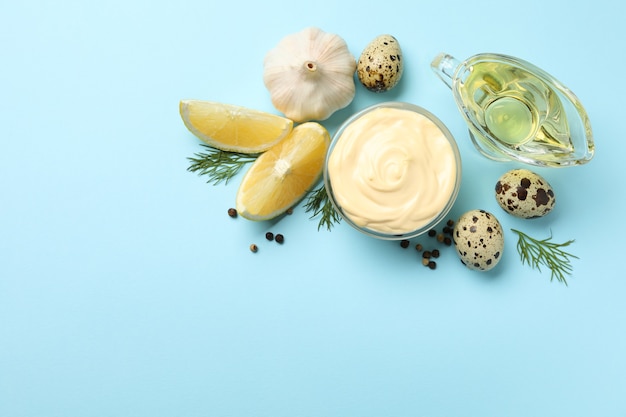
[179,100,293,153]
[236,122,330,220]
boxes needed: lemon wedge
[179,100,293,153]
[236,122,330,220]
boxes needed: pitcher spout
[431,53,460,89]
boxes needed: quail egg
[357,35,403,92]
[495,169,556,218]
[453,209,504,272]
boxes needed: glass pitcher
[431,53,594,167]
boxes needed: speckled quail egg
[357,35,403,92]
[495,169,556,218]
[453,210,504,272]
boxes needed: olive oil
[458,60,573,155]
[431,53,594,167]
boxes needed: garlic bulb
[263,27,356,122]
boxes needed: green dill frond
[511,229,578,286]
[187,144,257,185]
[303,184,342,231]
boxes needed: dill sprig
[187,144,257,185]
[303,184,342,231]
[511,228,578,286]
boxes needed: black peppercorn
[446,219,454,227]
[428,229,436,237]
[265,232,274,241]
[228,208,237,218]
[423,250,432,259]
[400,239,410,248]
[275,234,284,244]
[428,261,437,270]
[432,249,440,258]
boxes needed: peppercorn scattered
[286,207,294,215]
[228,208,237,218]
[400,219,456,271]
[249,243,258,253]
[275,234,284,244]
[265,232,274,241]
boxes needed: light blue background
[2,1,625,416]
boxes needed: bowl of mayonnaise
[324,102,462,240]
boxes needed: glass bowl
[323,102,462,240]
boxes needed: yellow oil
[458,60,573,156]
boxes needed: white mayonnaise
[327,106,458,235]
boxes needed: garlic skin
[263,27,357,122]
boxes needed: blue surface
[2,1,625,416]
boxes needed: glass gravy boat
[431,53,594,167]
